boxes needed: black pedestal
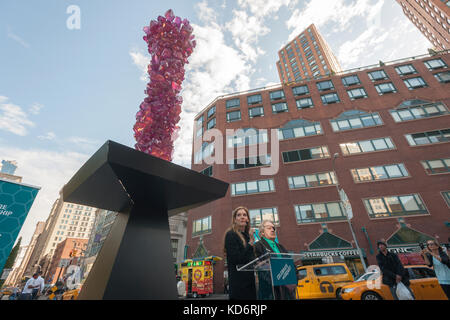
[62,140,228,300]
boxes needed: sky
[0,0,430,247]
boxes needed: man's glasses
[264,226,275,231]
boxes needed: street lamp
[332,153,367,272]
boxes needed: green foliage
[0,237,22,288]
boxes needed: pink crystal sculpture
[134,9,196,161]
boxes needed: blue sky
[0,0,430,246]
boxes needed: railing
[194,49,450,119]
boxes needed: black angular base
[62,141,228,300]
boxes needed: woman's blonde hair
[223,206,250,255]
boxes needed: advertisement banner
[0,178,40,274]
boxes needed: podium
[61,140,228,300]
[237,252,302,300]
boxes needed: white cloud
[0,96,35,136]
[37,131,56,141]
[67,136,101,151]
[129,49,149,81]
[29,103,44,115]
[285,0,376,42]
[1,145,89,246]
[225,10,269,62]
[337,1,430,69]
[238,0,297,18]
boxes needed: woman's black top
[224,230,256,300]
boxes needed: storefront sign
[300,249,365,258]
[387,246,420,253]
[0,178,40,274]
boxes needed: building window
[247,94,262,105]
[249,106,264,118]
[282,146,330,163]
[207,118,216,130]
[192,216,211,237]
[278,119,322,140]
[200,166,213,177]
[364,194,427,219]
[375,82,397,95]
[405,128,450,146]
[272,102,288,113]
[229,154,271,170]
[421,158,450,174]
[403,76,427,89]
[321,92,340,105]
[226,98,240,109]
[288,172,336,189]
[231,179,275,196]
[390,102,449,122]
[194,142,214,163]
[340,137,395,155]
[226,110,241,122]
[249,207,279,228]
[351,163,409,182]
[292,85,309,96]
[347,87,368,100]
[316,80,335,91]
[227,128,268,148]
[395,64,417,76]
[295,202,346,224]
[442,191,450,207]
[368,69,388,81]
[341,75,361,86]
[423,58,447,70]
[434,71,450,83]
[296,97,314,109]
[207,106,216,118]
[269,90,285,101]
[330,110,382,132]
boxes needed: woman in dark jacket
[421,239,450,299]
[224,206,256,300]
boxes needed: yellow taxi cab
[296,263,354,299]
[340,265,447,300]
[61,288,80,300]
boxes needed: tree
[0,237,22,288]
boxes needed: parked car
[296,263,354,299]
[341,265,447,300]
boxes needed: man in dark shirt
[376,240,415,300]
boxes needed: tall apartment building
[9,221,44,284]
[24,196,97,279]
[189,50,450,293]
[396,0,450,50]
[276,24,342,84]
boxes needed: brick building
[396,0,449,51]
[276,24,342,84]
[46,238,88,284]
[187,50,450,293]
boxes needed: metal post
[332,153,367,272]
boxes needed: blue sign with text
[270,257,297,286]
[0,179,40,274]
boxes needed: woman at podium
[224,206,257,300]
[254,220,294,300]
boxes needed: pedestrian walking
[223,206,256,300]
[376,240,415,300]
[253,220,294,300]
[421,239,450,299]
